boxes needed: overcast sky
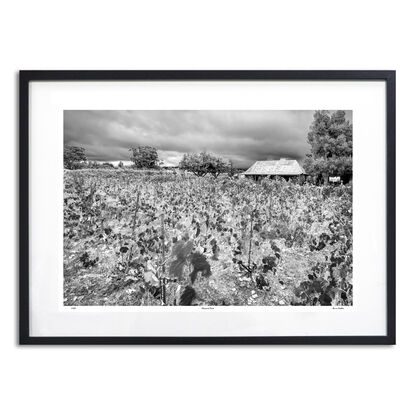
[64,110,352,168]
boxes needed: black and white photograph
[3,0,407,408]
[64,109,353,307]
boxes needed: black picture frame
[19,70,396,345]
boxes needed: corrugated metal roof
[244,159,305,176]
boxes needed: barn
[243,159,306,181]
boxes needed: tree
[64,145,87,169]
[86,160,99,169]
[129,146,159,169]
[102,162,114,169]
[303,110,352,183]
[179,151,228,178]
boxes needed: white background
[1,1,413,415]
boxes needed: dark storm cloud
[64,110,352,168]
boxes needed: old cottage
[243,159,306,181]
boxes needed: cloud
[64,110,352,168]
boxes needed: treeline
[63,148,125,170]
[64,144,241,177]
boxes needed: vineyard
[64,169,353,306]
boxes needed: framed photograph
[19,70,395,345]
